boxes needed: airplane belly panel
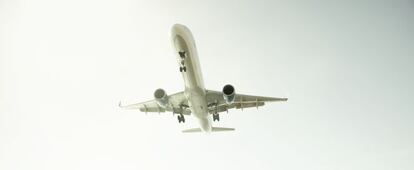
[171,24,205,90]
[186,89,211,132]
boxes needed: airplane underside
[119,24,288,133]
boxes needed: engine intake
[154,88,169,108]
[222,84,235,104]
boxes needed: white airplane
[119,24,288,133]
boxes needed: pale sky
[1,0,413,170]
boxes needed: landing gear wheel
[213,114,220,122]
[177,114,185,123]
[179,51,186,59]
[183,67,186,72]
[179,67,183,72]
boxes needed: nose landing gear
[178,51,186,59]
[178,51,187,72]
[179,66,187,72]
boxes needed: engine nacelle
[222,84,235,104]
[154,88,169,108]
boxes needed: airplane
[119,24,288,133]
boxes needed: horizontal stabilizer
[182,127,235,133]
[212,127,235,132]
[182,128,202,133]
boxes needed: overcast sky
[1,0,413,170]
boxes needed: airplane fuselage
[171,24,212,133]
[119,24,287,132]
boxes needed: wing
[119,91,191,115]
[206,90,287,114]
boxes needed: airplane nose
[171,23,191,37]
[170,24,193,53]
[171,24,183,35]
[171,23,185,32]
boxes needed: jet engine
[154,88,169,108]
[222,84,235,104]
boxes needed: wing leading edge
[206,90,287,114]
[119,91,191,115]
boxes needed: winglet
[118,101,141,110]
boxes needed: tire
[213,114,219,122]
[181,115,185,123]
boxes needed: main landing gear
[213,113,220,122]
[209,102,220,122]
[177,114,185,123]
[176,104,188,123]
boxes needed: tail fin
[182,127,235,133]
